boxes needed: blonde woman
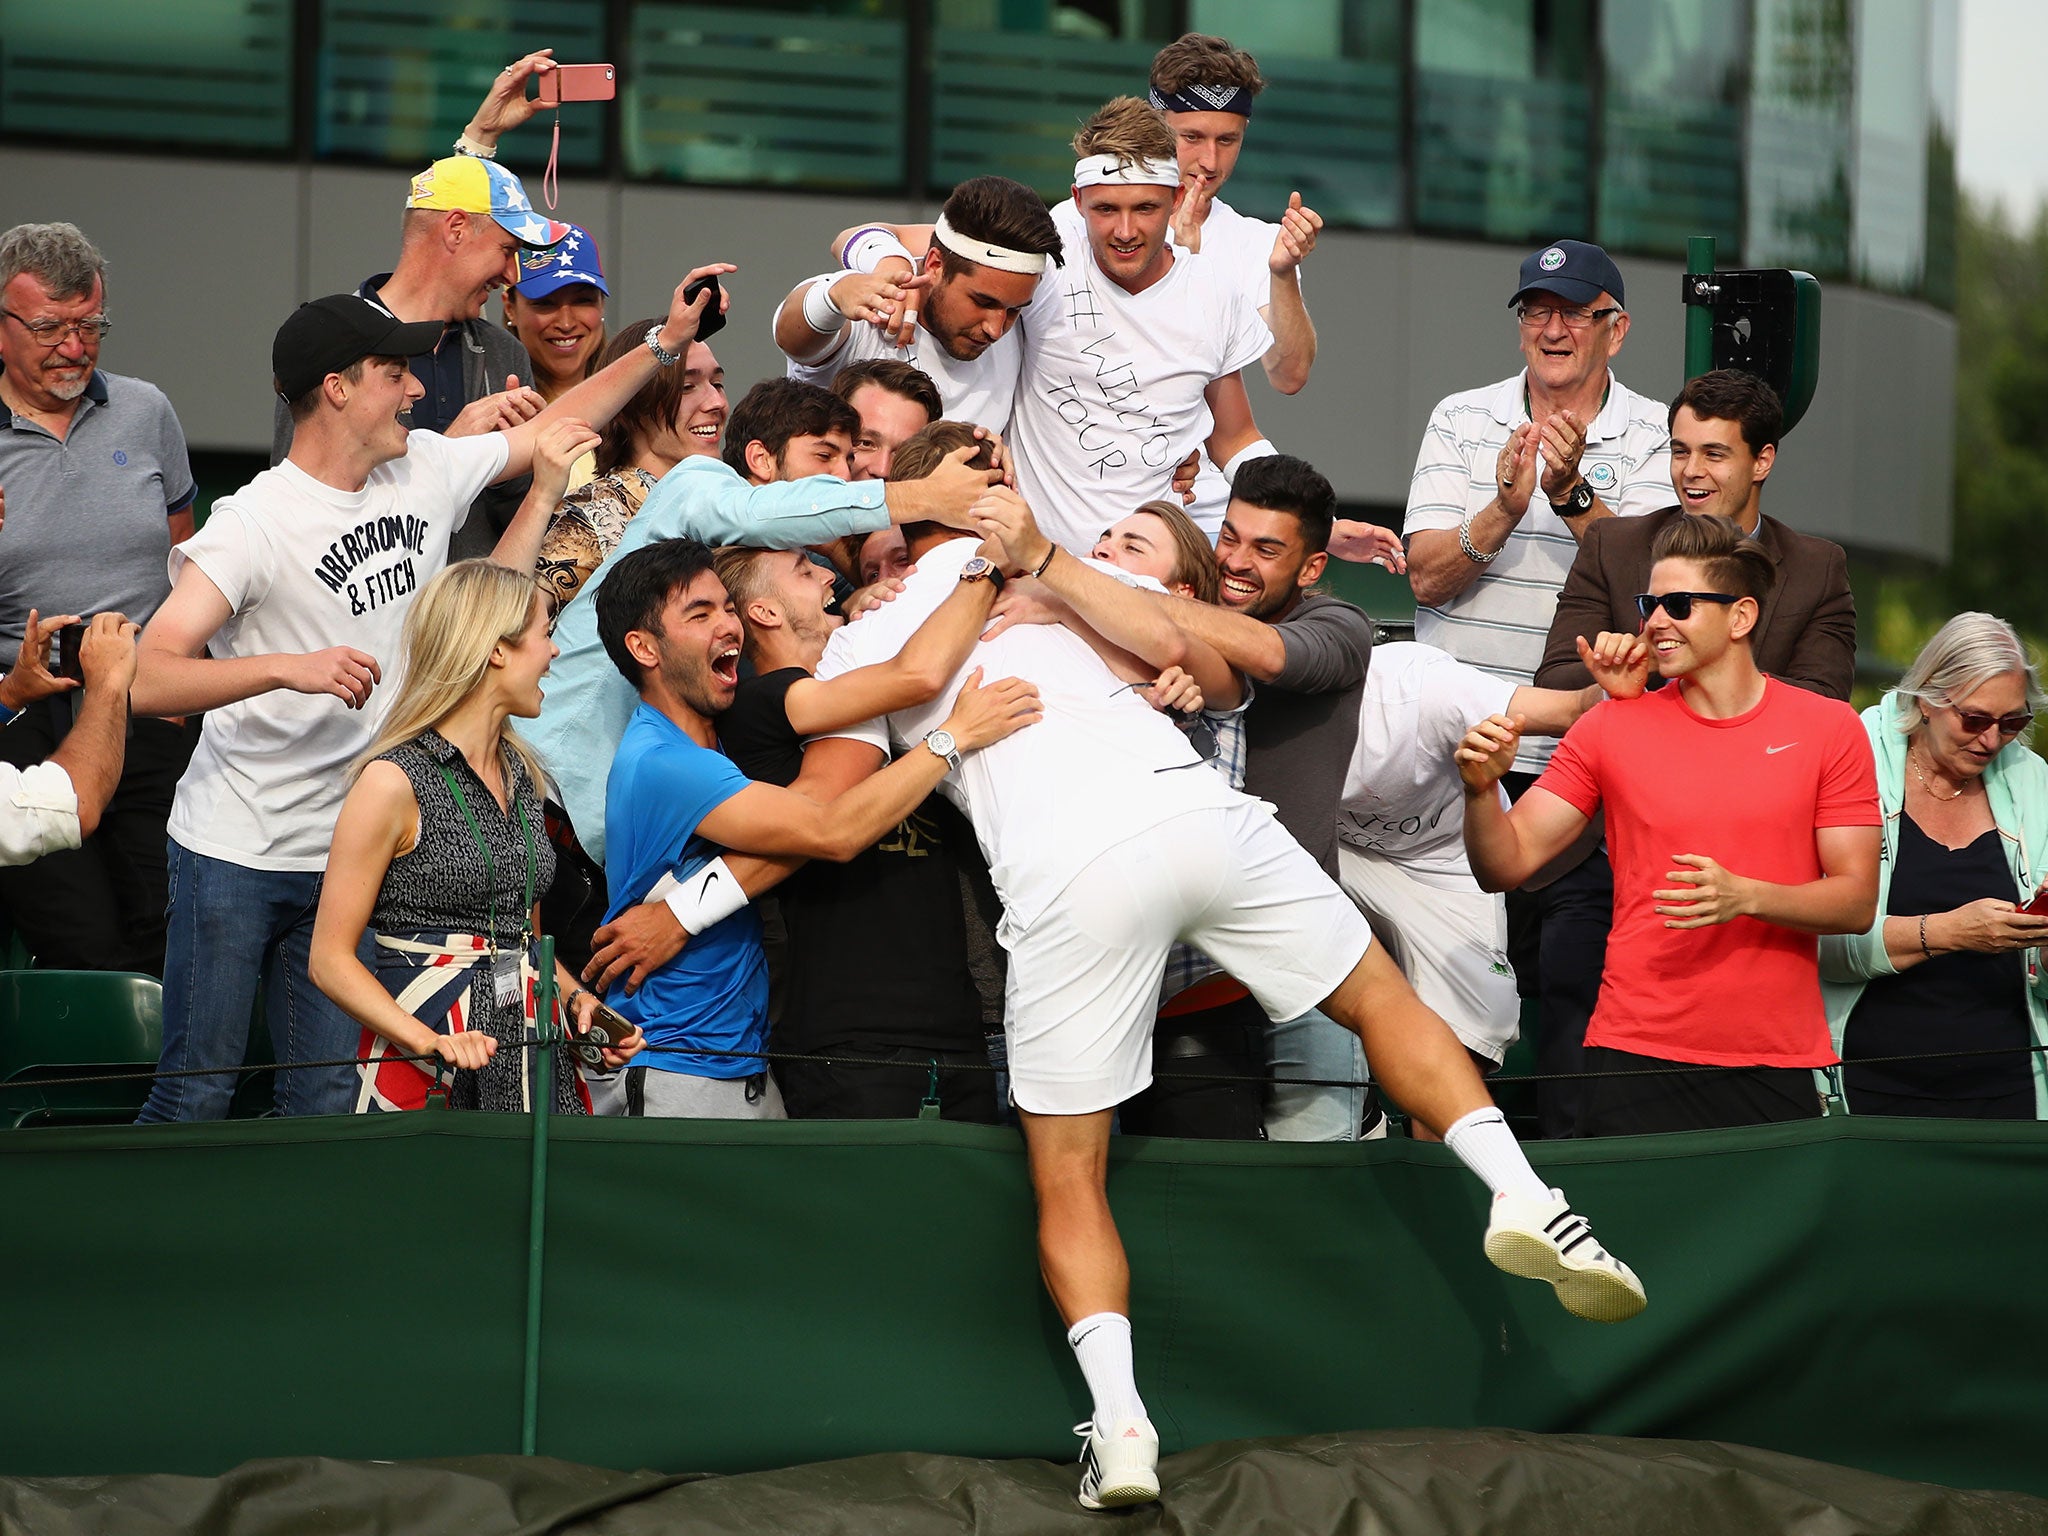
[311,559,639,1113]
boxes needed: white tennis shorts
[1002,803,1371,1114]
[1336,844,1519,1065]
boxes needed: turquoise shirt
[527,455,888,858]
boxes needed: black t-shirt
[719,669,985,1055]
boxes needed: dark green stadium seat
[0,970,162,1129]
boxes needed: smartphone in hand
[534,63,616,106]
[53,621,85,683]
[2020,888,2048,917]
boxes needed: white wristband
[453,132,498,160]
[1220,437,1279,486]
[656,857,748,935]
[843,226,915,275]
[800,276,847,335]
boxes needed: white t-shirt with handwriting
[1009,201,1270,553]
[1337,643,1517,889]
[167,430,507,871]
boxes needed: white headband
[931,213,1049,276]
[1072,154,1181,189]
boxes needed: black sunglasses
[1946,704,2034,738]
[1634,591,1740,622]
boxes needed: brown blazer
[1534,506,1857,700]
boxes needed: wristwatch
[1550,478,1596,517]
[643,324,681,369]
[958,555,1006,592]
[923,728,961,772]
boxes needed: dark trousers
[1120,994,1267,1141]
[776,1043,1001,1124]
[1578,1046,1825,1136]
[0,701,196,975]
[1534,846,1614,1138]
[1499,772,1547,1002]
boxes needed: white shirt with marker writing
[166,430,507,871]
[1337,642,1516,889]
[1010,202,1270,553]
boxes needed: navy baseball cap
[272,294,442,401]
[513,221,610,301]
[1510,239,1626,309]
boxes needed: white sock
[1067,1312,1147,1426]
[1442,1107,1552,1202]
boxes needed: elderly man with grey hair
[0,220,199,974]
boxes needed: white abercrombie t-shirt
[1337,643,1516,889]
[783,274,1023,432]
[167,430,509,871]
[815,536,1246,931]
[1011,201,1271,553]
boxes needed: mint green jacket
[1817,694,2048,1117]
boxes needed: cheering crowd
[4,31,2046,1511]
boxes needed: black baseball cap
[272,295,444,402]
[1510,239,1626,309]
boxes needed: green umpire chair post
[0,970,163,1129]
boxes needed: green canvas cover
[2,1114,2043,1503]
[5,1434,2045,1535]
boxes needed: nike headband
[1073,154,1182,189]
[931,213,1050,276]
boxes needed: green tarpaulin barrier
[7,1434,2047,1536]
[2,1115,2042,1502]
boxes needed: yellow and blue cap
[405,157,572,248]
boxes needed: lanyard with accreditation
[436,757,538,1013]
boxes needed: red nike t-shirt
[1535,679,1880,1066]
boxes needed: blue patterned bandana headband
[1148,83,1254,117]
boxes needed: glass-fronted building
[0,0,1959,562]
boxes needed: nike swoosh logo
[1766,743,1798,755]
[699,870,721,891]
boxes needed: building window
[1412,0,1596,244]
[318,0,606,169]
[1746,0,1853,279]
[1597,0,1746,259]
[626,2,907,190]
[1187,0,1405,229]
[0,0,294,153]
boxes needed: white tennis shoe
[1075,1417,1160,1510]
[1484,1188,1648,1323]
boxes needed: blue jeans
[1265,1006,1366,1142]
[139,841,371,1121]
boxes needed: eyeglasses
[1,308,113,346]
[1944,704,2034,738]
[1516,303,1621,330]
[1634,591,1740,622]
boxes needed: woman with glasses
[1821,612,2048,1118]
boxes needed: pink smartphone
[534,63,616,106]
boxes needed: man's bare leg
[1019,1107,1126,1321]
[1019,1105,1161,1507]
[1318,942,1648,1322]
[1318,940,1494,1138]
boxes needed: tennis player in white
[811,433,1647,1512]
[774,176,1059,432]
